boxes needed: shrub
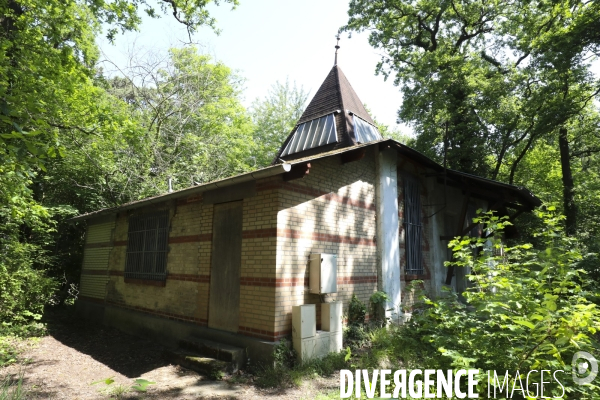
[0,241,57,327]
[399,209,600,398]
[369,291,389,326]
[347,294,366,326]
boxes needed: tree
[0,0,238,325]
[342,0,600,235]
[250,80,308,167]
[102,47,255,195]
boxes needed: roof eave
[69,162,293,223]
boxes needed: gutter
[69,162,292,223]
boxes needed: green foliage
[369,291,389,326]
[347,294,367,326]
[250,79,308,167]
[254,350,347,389]
[272,338,295,370]
[92,377,155,398]
[0,371,25,400]
[391,210,600,398]
[0,0,240,332]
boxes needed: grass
[254,350,348,389]
[0,371,25,400]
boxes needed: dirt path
[0,309,339,399]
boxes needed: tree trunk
[558,126,576,235]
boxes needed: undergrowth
[0,323,46,367]
[0,372,25,400]
[253,339,348,388]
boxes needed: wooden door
[208,201,243,332]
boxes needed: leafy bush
[394,210,600,398]
[254,350,347,389]
[369,291,389,326]
[0,241,57,327]
[347,294,366,326]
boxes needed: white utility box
[292,303,343,364]
[309,253,337,294]
[321,302,343,332]
[291,304,316,340]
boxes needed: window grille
[404,177,424,275]
[125,210,169,281]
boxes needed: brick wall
[104,196,212,326]
[81,179,283,341]
[273,149,378,338]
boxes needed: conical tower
[273,64,382,163]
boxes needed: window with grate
[404,177,424,275]
[125,210,169,281]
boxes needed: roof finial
[334,34,341,66]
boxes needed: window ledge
[124,277,166,287]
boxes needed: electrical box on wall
[291,304,316,340]
[321,302,343,332]
[309,254,337,294]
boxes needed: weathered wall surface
[77,145,489,349]
[274,149,378,337]
[78,217,115,301]
[397,158,488,306]
[77,181,281,342]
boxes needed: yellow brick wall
[274,149,378,336]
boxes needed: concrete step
[163,349,230,380]
[179,337,245,372]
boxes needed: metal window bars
[125,210,169,280]
[404,177,424,275]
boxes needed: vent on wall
[280,113,337,157]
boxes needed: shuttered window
[404,177,424,275]
[125,210,169,281]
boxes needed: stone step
[163,349,230,380]
[179,337,245,372]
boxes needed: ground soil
[0,308,339,399]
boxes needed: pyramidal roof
[274,65,381,162]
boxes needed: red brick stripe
[114,233,211,247]
[338,276,377,284]
[240,275,377,288]
[238,325,288,341]
[168,234,212,244]
[168,274,210,283]
[241,228,375,246]
[240,276,307,287]
[105,270,209,284]
[113,230,371,247]
[278,229,376,246]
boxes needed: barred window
[125,210,169,281]
[404,177,424,275]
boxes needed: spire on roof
[334,34,340,66]
[273,60,383,163]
